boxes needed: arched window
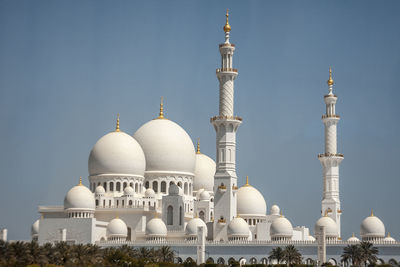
[161,181,166,193]
[199,211,205,221]
[152,181,158,193]
[179,206,183,225]
[129,200,133,206]
[170,181,174,186]
[189,183,192,195]
[135,183,138,192]
[184,183,188,195]
[123,182,127,189]
[167,206,173,225]
[177,181,182,188]
[116,182,121,192]
[103,200,105,207]
[103,182,107,191]
[109,200,112,207]
[95,199,99,206]
[116,200,119,207]
[110,182,114,191]
[122,200,124,206]
[130,182,133,187]
[145,181,149,189]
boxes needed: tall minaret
[211,9,241,241]
[318,68,344,237]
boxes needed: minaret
[211,9,241,241]
[318,68,343,237]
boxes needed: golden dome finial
[224,9,231,33]
[388,232,391,237]
[352,232,355,237]
[196,138,201,154]
[115,113,120,132]
[157,96,165,119]
[371,209,374,217]
[324,210,328,217]
[116,213,119,219]
[78,176,82,186]
[280,211,283,218]
[327,67,334,86]
[245,175,249,186]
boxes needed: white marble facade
[29,11,400,265]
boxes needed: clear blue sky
[0,0,399,241]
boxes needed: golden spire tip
[115,113,120,132]
[157,96,165,119]
[224,9,231,33]
[371,208,374,217]
[352,232,355,237]
[78,176,82,186]
[245,175,249,186]
[327,67,334,86]
[196,138,201,154]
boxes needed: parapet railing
[216,68,238,73]
[318,153,344,158]
[321,114,340,119]
[210,115,242,122]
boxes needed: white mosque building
[10,10,400,266]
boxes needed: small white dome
[347,234,360,242]
[196,188,205,199]
[123,186,135,196]
[384,234,395,242]
[133,119,196,174]
[270,216,293,238]
[237,183,267,216]
[360,212,385,238]
[185,217,208,237]
[315,216,338,237]
[199,190,210,201]
[88,131,145,176]
[95,185,105,195]
[194,153,216,192]
[270,205,280,216]
[107,218,128,238]
[169,183,183,196]
[227,217,250,238]
[144,188,156,198]
[64,182,95,211]
[146,218,167,237]
[31,219,39,236]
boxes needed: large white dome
[185,217,208,237]
[194,152,216,192]
[360,212,385,238]
[227,217,250,238]
[107,218,128,239]
[146,218,167,237]
[237,180,267,216]
[315,216,338,237]
[133,119,195,174]
[270,216,293,238]
[88,131,145,176]
[64,182,95,211]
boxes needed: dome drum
[144,174,193,196]
[89,176,144,195]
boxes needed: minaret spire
[318,67,343,237]
[212,10,241,242]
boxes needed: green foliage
[341,242,379,267]
[0,241,177,267]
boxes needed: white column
[197,226,206,264]
[0,229,7,242]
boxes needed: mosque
[8,10,400,266]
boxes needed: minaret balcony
[216,68,238,73]
[218,185,227,193]
[210,115,242,122]
[219,43,235,48]
[318,153,344,158]
[322,114,340,119]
